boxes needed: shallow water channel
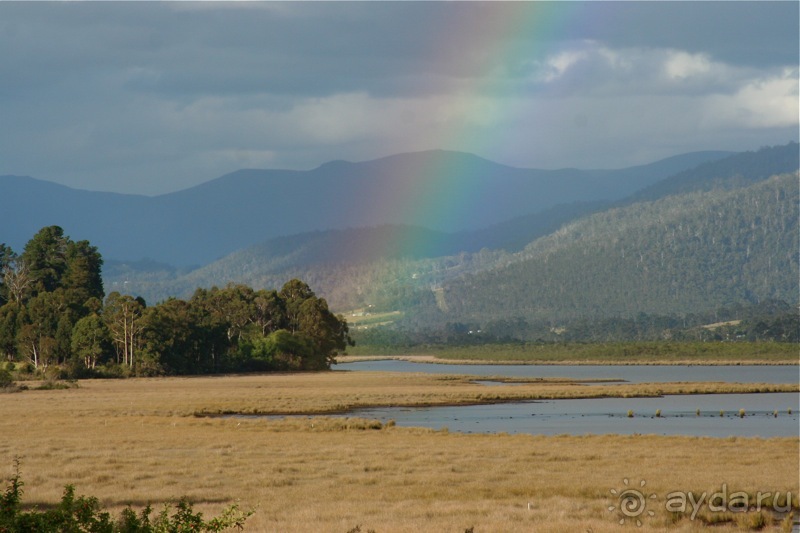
[339,393,799,437]
[323,360,800,437]
[334,359,798,384]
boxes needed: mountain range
[3,142,798,326]
[2,149,732,267]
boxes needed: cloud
[0,2,797,194]
[706,69,800,129]
[664,51,712,81]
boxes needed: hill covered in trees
[409,172,797,327]
[104,143,799,328]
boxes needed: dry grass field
[1,372,798,532]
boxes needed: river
[330,359,799,437]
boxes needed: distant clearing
[345,309,403,329]
[702,320,743,330]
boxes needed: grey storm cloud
[0,1,797,194]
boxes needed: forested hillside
[107,228,514,311]
[410,173,798,325]
[104,143,799,320]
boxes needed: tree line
[0,226,352,377]
[353,298,799,349]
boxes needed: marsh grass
[0,372,797,532]
[36,379,79,391]
[11,372,788,419]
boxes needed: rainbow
[360,2,584,259]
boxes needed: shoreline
[192,381,800,418]
[336,354,800,366]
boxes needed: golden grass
[1,373,797,532]
[14,371,797,416]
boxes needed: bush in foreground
[0,460,253,532]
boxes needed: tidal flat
[2,372,798,531]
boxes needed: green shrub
[0,368,12,388]
[0,460,253,532]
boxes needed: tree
[0,303,20,362]
[16,323,55,371]
[253,289,286,335]
[0,244,15,305]
[71,314,111,370]
[280,279,316,333]
[274,279,353,369]
[54,311,75,365]
[16,292,65,370]
[191,285,254,343]
[104,292,145,369]
[1,255,31,306]
[0,228,110,369]
[254,329,315,370]
[62,240,104,313]
[187,289,233,372]
[296,297,352,369]
[22,226,68,296]
[141,298,209,375]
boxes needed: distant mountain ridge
[1,148,733,266]
[627,143,799,202]
[103,143,799,315]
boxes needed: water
[341,392,800,437]
[335,359,798,384]
[328,359,799,436]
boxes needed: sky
[1,1,797,195]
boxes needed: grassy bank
[346,341,800,365]
[1,373,797,531]
[10,372,797,416]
